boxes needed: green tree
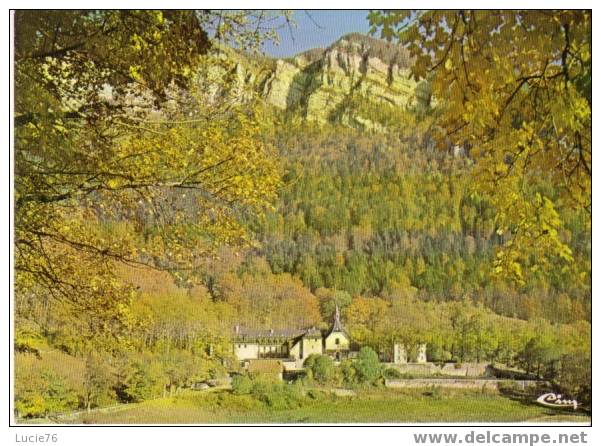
[83,353,116,412]
[118,354,166,402]
[231,374,254,395]
[304,354,335,384]
[15,369,78,418]
[339,359,358,385]
[518,323,560,378]
[353,346,382,383]
[556,352,591,408]
[315,288,352,321]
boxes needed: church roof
[328,304,348,336]
[304,327,322,338]
[233,326,325,342]
[233,327,305,341]
[232,305,349,341]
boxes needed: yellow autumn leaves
[370,10,591,285]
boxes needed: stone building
[393,343,428,364]
[232,305,351,369]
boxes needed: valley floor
[25,389,591,425]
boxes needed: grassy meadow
[45,389,590,425]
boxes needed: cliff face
[224,33,430,130]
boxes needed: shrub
[82,353,117,411]
[118,357,166,402]
[423,385,443,400]
[306,389,328,400]
[497,380,523,396]
[231,374,253,395]
[15,369,79,418]
[247,376,303,410]
[302,354,319,370]
[14,329,44,357]
[339,359,357,385]
[383,367,403,379]
[354,346,382,383]
[555,352,591,408]
[425,342,446,363]
[304,354,335,384]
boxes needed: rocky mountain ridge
[227,33,431,130]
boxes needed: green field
[51,389,590,425]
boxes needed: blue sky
[261,10,372,58]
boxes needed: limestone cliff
[219,33,430,131]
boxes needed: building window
[335,338,340,345]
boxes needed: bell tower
[332,303,344,332]
[324,303,350,359]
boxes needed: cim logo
[536,393,579,410]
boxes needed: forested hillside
[17,116,590,418]
[253,127,590,322]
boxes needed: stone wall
[385,379,540,391]
[388,362,494,377]
[390,363,439,375]
[439,363,493,377]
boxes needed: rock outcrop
[209,33,430,131]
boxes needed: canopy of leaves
[369,10,591,284]
[14,10,282,344]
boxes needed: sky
[261,10,372,58]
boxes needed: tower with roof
[323,304,350,360]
